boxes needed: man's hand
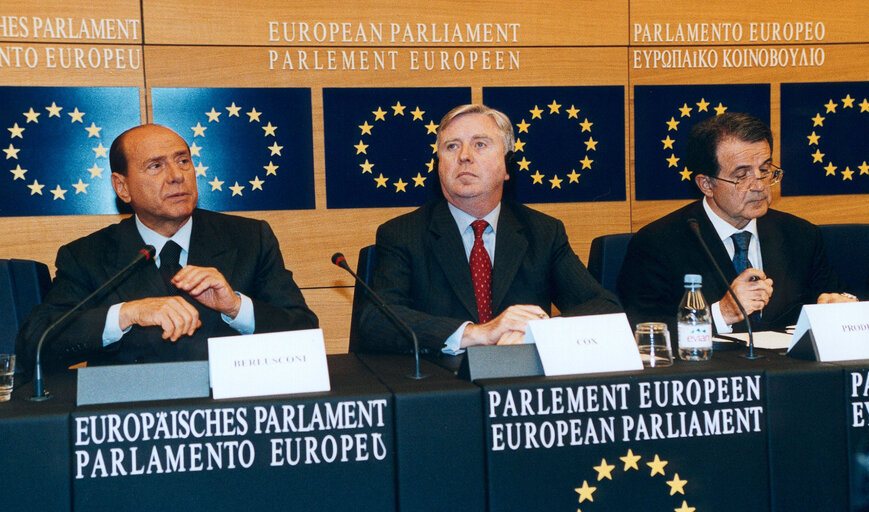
[171,265,242,318]
[719,268,773,325]
[818,292,859,304]
[461,305,548,348]
[119,297,202,342]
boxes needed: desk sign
[527,313,643,376]
[208,328,330,399]
[788,302,869,361]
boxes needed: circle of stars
[354,101,436,193]
[806,93,869,182]
[6,102,104,201]
[514,100,596,189]
[660,98,729,182]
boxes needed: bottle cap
[683,274,702,285]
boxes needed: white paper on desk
[713,331,792,350]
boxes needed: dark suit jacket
[358,200,621,352]
[16,209,318,371]
[617,200,845,333]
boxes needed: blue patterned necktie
[731,231,753,274]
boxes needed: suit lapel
[491,204,527,313]
[428,202,479,320]
[693,201,739,283]
[187,210,238,278]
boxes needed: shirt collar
[447,202,501,235]
[134,215,193,258]
[702,197,758,243]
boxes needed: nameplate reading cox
[207,328,330,399]
[788,302,869,361]
[526,313,643,376]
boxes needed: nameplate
[207,328,330,399]
[788,302,869,361]
[458,344,544,381]
[527,313,643,376]
[77,361,210,406]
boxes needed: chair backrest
[587,233,633,295]
[0,259,51,354]
[818,224,869,300]
[347,245,376,353]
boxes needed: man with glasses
[618,112,855,334]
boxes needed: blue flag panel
[483,86,626,203]
[151,88,315,212]
[323,87,471,209]
[634,84,770,200]
[0,86,140,217]
[781,81,869,197]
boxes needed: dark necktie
[159,240,182,294]
[469,220,493,324]
[731,231,753,274]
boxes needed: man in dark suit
[358,104,620,353]
[617,113,855,334]
[17,124,318,371]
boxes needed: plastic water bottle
[677,274,712,361]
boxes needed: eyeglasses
[708,165,784,191]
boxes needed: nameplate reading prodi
[789,301,869,361]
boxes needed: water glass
[0,354,15,402]
[634,322,673,368]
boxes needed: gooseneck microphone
[686,219,762,360]
[30,245,157,401]
[332,252,426,380]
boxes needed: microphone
[686,219,762,360]
[30,245,157,401]
[332,252,426,380]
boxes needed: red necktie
[470,220,493,323]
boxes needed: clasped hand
[461,304,549,348]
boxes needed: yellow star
[661,135,675,150]
[714,103,728,115]
[372,107,387,121]
[811,149,825,163]
[261,122,277,136]
[92,143,108,158]
[667,473,688,495]
[574,481,596,503]
[811,113,825,127]
[208,176,224,191]
[529,105,543,119]
[247,108,262,122]
[566,104,580,118]
[391,101,406,116]
[27,179,44,195]
[620,449,641,470]
[45,102,62,117]
[412,172,426,187]
[23,107,40,123]
[393,178,408,192]
[859,161,869,175]
[189,143,202,157]
[666,154,679,167]
[647,454,668,476]
[85,122,101,138]
[426,158,435,173]
[678,103,692,117]
[359,159,374,173]
[860,98,869,112]
[547,100,561,114]
[530,170,544,184]
[430,142,438,154]
[88,164,104,178]
[3,144,20,159]
[516,119,530,133]
[516,157,531,171]
[264,161,278,176]
[205,108,221,122]
[680,167,693,180]
[8,123,24,138]
[424,120,438,134]
[593,459,615,481]
[359,121,373,135]
[842,94,855,108]
[675,500,696,512]
[268,142,283,156]
[374,173,388,187]
[824,99,838,113]
[665,117,680,131]
[72,179,88,194]
[226,102,241,117]
[549,174,562,189]
[194,163,208,177]
[229,181,244,196]
[824,162,837,175]
[580,155,593,169]
[580,118,593,132]
[68,107,85,123]
[513,139,526,152]
[842,167,854,180]
[354,140,368,155]
[696,98,710,112]
[10,164,27,180]
[584,136,598,151]
[807,131,820,145]
[567,169,580,183]
[50,185,67,200]
[191,123,206,137]
[249,176,265,190]
[410,106,425,120]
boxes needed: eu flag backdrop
[323,87,471,209]
[0,86,140,217]
[634,84,770,200]
[151,87,315,212]
[483,86,626,203]
[781,81,869,197]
